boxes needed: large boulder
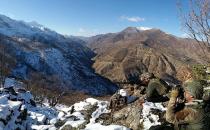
[112,102,143,130]
[109,93,127,112]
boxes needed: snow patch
[4,78,23,88]
[85,123,130,130]
[118,89,127,97]
[136,27,152,31]
[141,101,166,130]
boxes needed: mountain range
[0,14,209,95]
[87,27,210,84]
[0,14,117,96]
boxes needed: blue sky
[0,0,188,37]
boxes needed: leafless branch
[178,0,210,62]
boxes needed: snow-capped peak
[122,26,153,34]
[27,21,46,31]
[0,14,57,38]
[136,26,152,31]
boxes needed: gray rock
[112,103,143,130]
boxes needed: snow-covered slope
[0,85,168,130]
[0,14,118,95]
[0,87,129,130]
[0,14,58,39]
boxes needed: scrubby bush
[192,64,207,80]
[0,41,16,87]
[55,120,66,128]
[24,72,66,106]
[61,125,77,130]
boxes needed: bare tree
[26,72,65,107]
[0,36,16,88]
[48,91,65,107]
[0,39,9,88]
[26,72,46,106]
[178,0,210,60]
[0,40,5,88]
[45,75,66,107]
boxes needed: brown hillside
[87,27,210,84]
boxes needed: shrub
[192,64,207,80]
[55,120,66,128]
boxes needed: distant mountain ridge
[87,27,210,84]
[0,14,118,96]
[1,14,209,95]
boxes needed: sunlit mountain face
[0,14,118,96]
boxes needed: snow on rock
[0,95,22,121]
[4,78,24,88]
[4,78,15,88]
[8,100,22,109]
[85,123,130,130]
[204,86,210,90]
[118,89,138,103]
[89,100,109,124]
[0,95,8,104]
[86,98,98,105]
[30,111,46,123]
[17,92,33,104]
[118,89,127,97]
[57,111,65,119]
[206,67,210,74]
[62,118,85,128]
[57,97,130,130]
[73,100,92,111]
[141,101,166,130]
[0,83,165,130]
[58,98,112,129]
[78,98,129,130]
[0,86,58,130]
[31,125,56,130]
[49,118,58,125]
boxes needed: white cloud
[120,15,145,22]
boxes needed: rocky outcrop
[0,77,174,130]
[112,102,143,130]
[96,89,168,130]
[0,83,129,130]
